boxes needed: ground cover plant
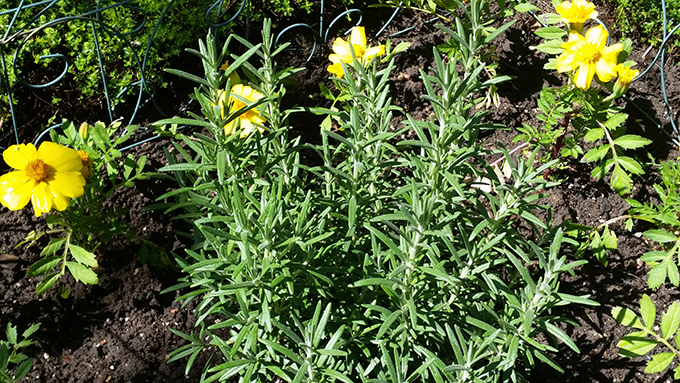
[1,0,680,382]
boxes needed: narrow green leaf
[645,352,675,373]
[515,2,540,12]
[640,251,668,262]
[613,134,651,150]
[22,323,40,338]
[669,261,680,286]
[0,344,8,371]
[377,310,402,339]
[26,256,62,278]
[643,230,678,243]
[639,294,656,330]
[661,302,680,341]
[14,358,33,380]
[351,278,400,288]
[164,68,210,87]
[545,323,579,353]
[322,368,353,383]
[35,273,60,295]
[153,117,215,129]
[534,26,566,39]
[348,195,357,229]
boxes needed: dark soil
[1,1,680,382]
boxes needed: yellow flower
[77,150,93,180]
[615,63,639,85]
[327,26,385,78]
[217,84,266,138]
[556,26,623,90]
[555,0,598,34]
[605,64,639,100]
[0,142,85,217]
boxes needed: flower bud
[79,122,90,140]
[607,64,639,101]
[77,150,93,180]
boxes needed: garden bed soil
[1,1,680,382]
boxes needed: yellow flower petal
[602,43,624,62]
[240,120,255,138]
[556,51,577,73]
[48,170,85,198]
[575,62,596,89]
[595,60,617,82]
[364,45,386,61]
[349,27,367,49]
[0,171,32,210]
[30,182,53,217]
[51,190,70,211]
[331,38,352,58]
[585,26,607,49]
[38,141,82,173]
[328,62,345,78]
[3,143,37,170]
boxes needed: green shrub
[613,0,680,50]
[0,0,221,112]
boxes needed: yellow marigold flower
[606,64,639,100]
[0,142,85,217]
[216,84,266,138]
[77,150,93,180]
[327,26,385,78]
[556,26,623,90]
[615,63,639,85]
[555,0,598,34]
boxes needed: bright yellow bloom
[0,142,85,217]
[605,64,639,100]
[556,26,623,90]
[217,84,266,138]
[327,26,385,78]
[77,150,93,180]
[615,63,639,85]
[555,0,598,34]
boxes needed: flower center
[581,43,602,66]
[25,159,50,183]
[569,7,590,21]
[351,44,366,59]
